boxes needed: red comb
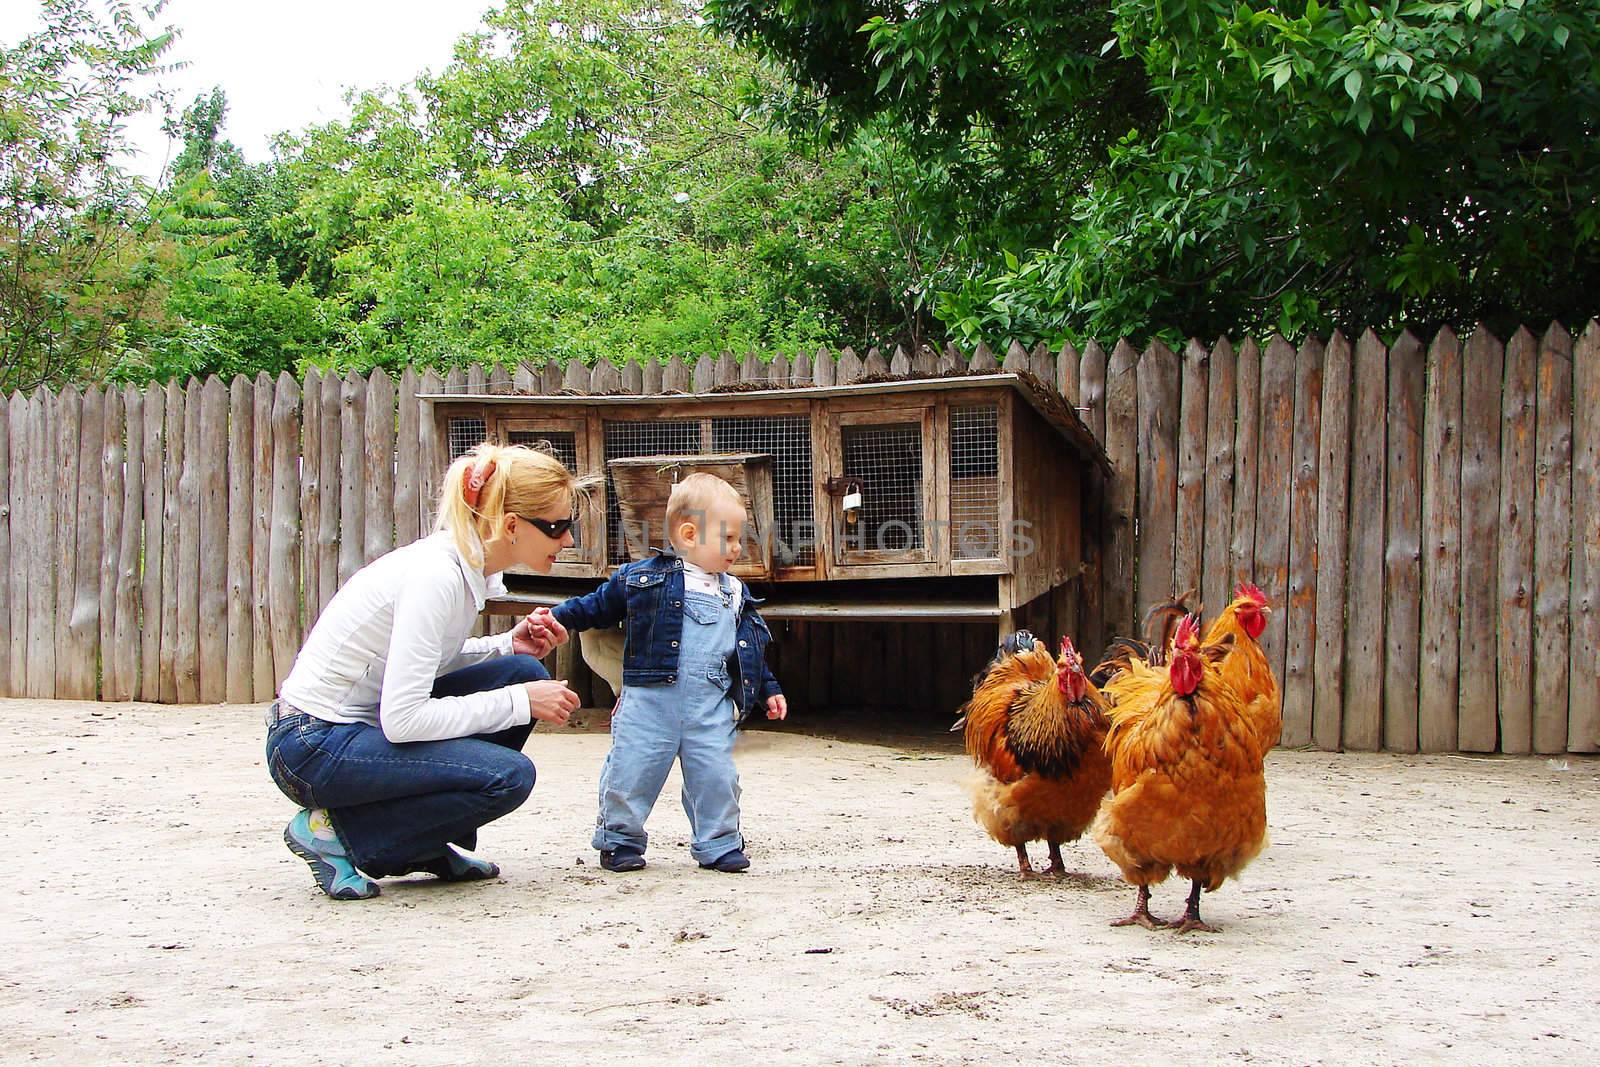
[1235,581,1268,607]
[1174,614,1202,647]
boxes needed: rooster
[1092,615,1267,933]
[958,631,1112,878]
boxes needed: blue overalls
[591,573,743,865]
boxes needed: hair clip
[463,457,497,509]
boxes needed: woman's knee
[502,653,549,684]
[491,752,537,810]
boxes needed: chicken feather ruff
[1093,619,1267,902]
[959,632,1111,872]
[1202,583,1281,755]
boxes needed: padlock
[842,489,862,525]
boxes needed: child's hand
[512,607,567,657]
[765,694,788,721]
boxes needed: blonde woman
[265,443,589,900]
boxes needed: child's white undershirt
[683,560,742,613]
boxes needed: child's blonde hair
[666,473,744,546]
[436,442,595,567]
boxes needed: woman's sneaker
[407,846,500,881]
[284,810,380,900]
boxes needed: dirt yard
[1,698,1596,1065]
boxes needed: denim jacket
[550,549,782,721]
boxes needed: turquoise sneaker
[406,846,500,882]
[283,810,380,900]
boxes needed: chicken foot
[1043,842,1068,878]
[1110,884,1168,929]
[1015,845,1044,879]
[1168,879,1217,934]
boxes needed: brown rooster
[1201,583,1280,754]
[1093,615,1267,933]
[959,631,1112,878]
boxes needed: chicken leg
[1111,884,1168,929]
[1015,845,1042,879]
[1044,842,1068,878]
[1169,879,1217,934]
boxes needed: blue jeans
[265,655,547,877]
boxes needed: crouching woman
[265,443,591,899]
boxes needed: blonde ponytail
[435,441,594,568]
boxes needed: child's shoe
[698,848,750,873]
[599,846,646,872]
[408,845,500,882]
[284,810,380,900]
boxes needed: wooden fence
[0,324,1595,755]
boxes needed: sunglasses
[521,514,578,539]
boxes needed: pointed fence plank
[591,359,622,393]
[1136,342,1180,614]
[139,385,165,703]
[112,387,143,702]
[226,376,255,704]
[0,395,8,696]
[791,351,814,384]
[661,355,689,393]
[1175,340,1209,602]
[158,382,185,703]
[913,345,937,378]
[1282,336,1325,748]
[1254,336,1296,689]
[1079,341,1107,444]
[269,373,303,686]
[299,369,322,630]
[643,358,664,394]
[467,363,487,392]
[936,344,962,376]
[1004,340,1030,375]
[1343,331,1387,751]
[1313,333,1353,751]
[1497,329,1537,754]
[252,373,275,702]
[1201,339,1237,621]
[1570,322,1600,752]
[5,393,25,695]
[339,373,367,583]
[1419,328,1463,752]
[1384,333,1425,752]
[813,348,836,386]
[539,360,562,394]
[1229,341,1263,603]
[1056,341,1080,406]
[691,354,715,393]
[889,347,911,377]
[715,351,738,386]
[174,381,202,704]
[970,342,998,373]
[1103,341,1139,640]
[1532,325,1572,753]
[622,358,644,394]
[365,368,396,564]
[837,347,863,383]
[25,390,55,697]
[69,386,103,701]
[488,364,513,395]
[198,377,229,703]
[99,389,123,700]
[419,369,444,521]
[513,362,537,394]
[53,386,82,698]
[1029,341,1055,388]
[1457,328,1503,751]
[395,367,421,547]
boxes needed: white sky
[1,0,498,180]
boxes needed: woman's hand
[525,679,580,726]
[512,608,568,657]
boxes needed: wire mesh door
[829,406,935,568]
[499,417,592,566]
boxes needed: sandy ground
[1,698,1597,1066]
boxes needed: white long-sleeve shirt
[278,532,532,742]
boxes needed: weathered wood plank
[1136,341,1180,615]
[715,351,738,386]
[621,357,645,394]
[1003,340,1030,375]
[691,353,715,393]
[251,373,275,702]
[661,354,688,393]
[139,385,165,703]
[338,372,366,583]
[1254,336,1296,687]
[69,386,103,700]
[539,360,562,395]
[395,368,421,546]
[300,370,322,632]
[1457,327,1504,751]
[1029,341,1055,389]
[467,363,487,393]
[1570,320,1600,752]
[365,367,396,563]
[1532,324,1572,753]
[198,377,229,703]
[0,395,9,696]
[25,390,55,697]
[159,380,185,703]
[269,373,303,686]
[1496,328,1537,754]
[1078,340,1107,444]
[112,387,143,702]
[53,386,82,698]
[969,342,998,373]
[99,389,122,700]
[225,376,255,704]
[813,347,836,387]
[837,347,863,383]
[1383,332,1425,752]
[513,362,538,394]
[642,357,665,395]
[174,380,202,704]
[5,393,24,695]
[1102,340,1139,640]
[1175,340,1209,603]
[419,369,444,525]
[317,370,341,616]
[889,346,911,377]
[488,363,513,395]
[1230,339,1262,593]
[790,350,813,385]
[1056,341,1080,406]
[1419,328,1463,752]
[563,358,592,394]
[591,358,622,393]
[1342,330,1387,751]
[1312,333,1353,751]
[1201,338,1237,621]
[1282,336,1325,748]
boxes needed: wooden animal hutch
[422,374,1109,716]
